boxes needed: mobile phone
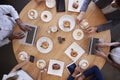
[56,0,66,12]
[29,55,35,63]
[66,62,76,74]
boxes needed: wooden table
[13,0,110,80]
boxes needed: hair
[6,75,18,80]
[116,0,120,6]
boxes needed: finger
[25,25,32,31]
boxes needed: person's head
[111,0,120,8]
[6,75,18,80]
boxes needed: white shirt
[2,70,33,80]
[0,5,19,47]
[110,47,120,65]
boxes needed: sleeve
[96,20,113,32]
[67,75,75,80]
[0,38,11,47]
[80,0,92,12]
[0,5,19,20]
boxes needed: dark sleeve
[80,0,92,12]
[67,75,75,80]
[96,20,113,32]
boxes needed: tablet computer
[88,37,103,55]
[56,0,66,12]
[19,24,37,46]
[66,62,76,74]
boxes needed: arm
[106,57,120,70]
[0,5,19,20]
[77,0,91,22]
[0,39,11,47]
[96,20,113,32]
[36,70,42,80]
[95,50,120,70]
[0,5,31,31]
[9,59,29,73]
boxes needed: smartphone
[29,55,35,63]
[66,62,76,74]
[56,0,65,12]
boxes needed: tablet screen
[67,63,76,74]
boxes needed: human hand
[96,42,111,48]
[84,27,97,34]
[9,32,25,40]
[76,12,85,24]
[19,23,31,32]
[95,50,107,59]
[72,66,83,77]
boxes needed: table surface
[13,0,111,80]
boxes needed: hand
[19,23,31,32]
[9,32,25,40]
[76,15,83,24]
[72,66,83,77]
[96,42,111,48]
[84,27,97,34]
[95,50,107,59]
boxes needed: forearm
[96,20,113,32]
[36,70,41,80]
[106,57,120,70]
[80,0,91,12]
[15,18,23,27]
[10,60,29,73]
[110,42,120,47]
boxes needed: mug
[50,25,58,32]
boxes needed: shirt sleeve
[96,20,113,32]
[80,0,92,12]
[67,75,75,80]
[0,5,19,20]
[0,38,11,47]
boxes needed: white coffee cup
[50,25,58,32]
[80,19,89,29]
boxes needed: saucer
[28,9,38,19]
[59,15,75,32]
[18,51,28,61]
[79,59,89,69]
[46,0,56,8]
[73,29,84,40]
[37,59,46,69]
[36,37,53,53]
[41,11,52,22]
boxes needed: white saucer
[28,9,38,19]
[41,11,52,22]
[36,37,53,53]
[18,51,28,61]
[59,15,75,32]
[73,29,84,40]
[79,59,89,69]
[36,59,46,69]
[46,0,56,8]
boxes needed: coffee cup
[80,19,89,29]
[50,25,58,32]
